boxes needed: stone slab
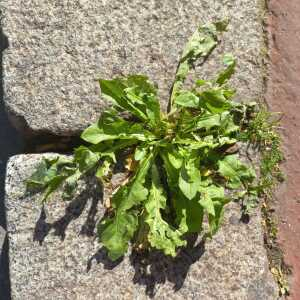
[5,154,278,299]
[0,225,6,258]
[2,0,264,136]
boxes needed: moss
[243,105,290,296]
[249,108,284,193]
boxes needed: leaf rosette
[27,20,258,261]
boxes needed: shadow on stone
[240,212,250,224]
[33,206,51,245]
[130,235,206,297]
[86,247,123,271]
[32,161,206,297]
[33,178,102,244]
[87,233,206,298]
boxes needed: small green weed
[236,106,284,215]
[245,108,284,190]
[26,20,283,262]
[240,107,288,296]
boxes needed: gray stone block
[2,0,264,135]
[0,225,6,258]
[5,154,278,299]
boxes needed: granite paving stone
[2,0,264,135]
[5,154,278,300]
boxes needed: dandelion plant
[27,20,264,261]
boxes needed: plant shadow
[87,247,124,271]
[33,177,102,245]
[32,170,206,297]
[131,235,206,297]
[87,234,206,298]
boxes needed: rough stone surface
[5,154,278,300]
[2,0,264,135]
[0,225,6,257]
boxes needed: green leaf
[80,123,105,145]
[170,20,228,110]
[95,158,112,179]
[74,146,100,172]
[134,144,148,161]
[145,164,186,256]
[161,152,196,233]
[99,75,161,125]
[218,155,256,189]
[195,113,223,130]
[183,112,230,133]
[195,79,209,87]
[201,184,225,199]
[180,23,219,63]
[100,77,148,120]
[26,156,75,202]
[90,139,137,155]
[99,78,127,105]
[174,193,205,233]
[126,75,158,96]
[81,110,155,144]
[112,151,156,211]
[216,53,236,86]
[26,158,49,190]
[124,75,161,127]
[214,19,229,32]
[178,154,201,200]
[208,198,230,236]
[62,168,82,200]
[160,150,180,189]
[159,152,205,233]
[199,185,230,235]
[41,175,67,202]
[199,192,215,216]
[124,87,159,125]
[184,111,239,135]
[220,113,239,135]
[98,211,138,261]
[145,94,161,127]
[217,136,237,147]
[98,151,156,260]
[199,185,225,216]
[199,89,232,113]
[167,149,183,169]
[174,138,216,150]
[175,91,199,108]
[100,76,151,120]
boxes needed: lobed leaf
[98,151,156,260]
[99,75,161,127]
[170,21,228,110]
[145,164,186,256]
[98,210,138,261]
